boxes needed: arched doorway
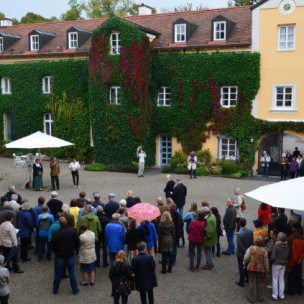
[258,133,304,176]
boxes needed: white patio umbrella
[245,177,304,211]
[5,131,74,149]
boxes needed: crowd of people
[0,177,303,303]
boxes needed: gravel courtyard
[0,156,302,304]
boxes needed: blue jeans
[178,207,183,218]
[226,230,235,254]
[38,236,51,260]
[53,256,79,294]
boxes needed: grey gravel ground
[0,157,302,304]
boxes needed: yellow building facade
[252,0,304,175]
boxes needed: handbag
[116,279,131,296]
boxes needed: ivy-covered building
[0,5,263,168]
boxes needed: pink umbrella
[128,202,161,222]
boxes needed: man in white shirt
[69,158,80,188]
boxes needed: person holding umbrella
[128,202,160,257]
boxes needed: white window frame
[110,32,121,55]
[3,112,12,141]
[278,25,295,51]
[68,32,78,49]
[157,87,171,106]
[272,84,296,111]
[174,24,186,43]
[220,86,238,108]
[0,37,3,52]
[30,35,39,51]
[109,86,121,104]
[218,136,237,160]
[1,77,11,94]
[43,113,53,136]
[42,76,52,94]
[214,21,226,41]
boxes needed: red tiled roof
[0,6,251,58]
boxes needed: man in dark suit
[47,191,63,218]
[235,218,253,287]
[171,178,187,217]
[132,242,157,304]
[104,193,119,219]
[163,175,175,198]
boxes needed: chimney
[0,19,13,27]
[138,3,153,15]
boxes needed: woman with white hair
[163,175,175,198]
[16,200,35,263]
[0,255,10,304]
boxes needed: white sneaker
[77,185,80,188]
[74,185,76,189]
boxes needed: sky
[0,0,229,19]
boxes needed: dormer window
[30,35,39,51]
[214,21,226,41]
[110,33,120,55]
[68,32,78,49]
[174,24,186,43]
[0,37,3,52]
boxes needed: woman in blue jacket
[138,221,157,257]
[16,200,36,262]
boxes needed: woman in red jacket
[188,211,205,272]
[258,203,272,226]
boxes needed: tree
[20,12,58,24]
[228,0,260,6]
[174,3,208,12]
[61,0,83,20]
[77,0,137,18]
[0,12,5,19]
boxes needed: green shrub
[218,160,240,175]
[196,166,208,176]
[196,149,211,166]
[84,163,106,171]
[232,171,243,179]
[161,165,172,173]
[170,152,187,170]
[131,161,139,169]
[174,165,188,174]
[105,164,138,173]
[211,167,222,175]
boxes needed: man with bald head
[51,217,80,295]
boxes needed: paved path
[0,157,302,304]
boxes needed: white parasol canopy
[245,177,304,211]
[5,131,74,149]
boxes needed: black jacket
[164,180,175,198]
[126,197,137,208]
[109,261,133,287]
[47,198,63,217]
[5,191,22,205]
[171,183,187,208]
[104,201,120,219]
[171,210,183,240]
[125,228,144,251]
[132,252,157,292]
[51,226,79,258]
[97,211,111,238]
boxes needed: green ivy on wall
[0,60,90,160]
